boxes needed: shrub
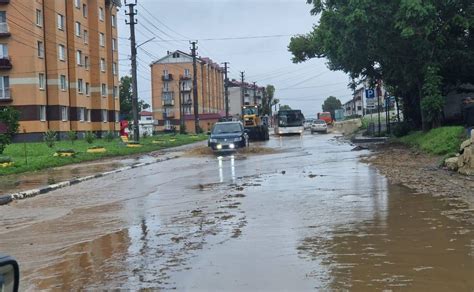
[142,131,149,139]
[392,122,413,137]
[84,131,95,144]
[104,131,115,142]
[0,107,20,154]
[67,131,77,145]
[43,130,57,148]
[398,126,466,155]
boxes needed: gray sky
[117,0,353,118]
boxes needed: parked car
[310,119,328,134]
[304,118,315,130]
[208,121,248,152]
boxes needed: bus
[274,110,305,135]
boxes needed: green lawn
[397,126,466,155]
[0,134,207,176]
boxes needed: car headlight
[234,137,243,142]
[209,138,217,143]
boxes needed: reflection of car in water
[274,110,305,135]
[310,119,328,134]
[208,121,249,152]
[0,253,20,292]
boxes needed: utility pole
[178,80,183,133]
[253,81,257,106]
[125,0,139,141]
[190,41,199,133]
[240,71,245,116]
[222,62,229,119]
[377,80,381,136]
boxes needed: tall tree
[322,96,342,119]
[262,85,276,115]
[289,0,474,130]
[280,104,292,111]
[119,76,150,121]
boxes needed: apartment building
[151,50,225,133]
[0,0,120,141]
[227,79,264,118]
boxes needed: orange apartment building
[0,0,120,141]
[150,50,225,133]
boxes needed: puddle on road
[184,145,278,157]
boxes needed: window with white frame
[85,82,90,96]
[115,111,119,122]
[99,7,104,21]
[84,56,89,69]
[75,0,80,8]
[0,76,10,99]
[111,14,116,27]
[112,38,117,51]
[61,106,68,121]
[57,14,64,30]
[36,9,43,27]
[101,83,107,96]
[113,86,118,98]
[39,105,46,121]
[83,30,88,44]
[58,44,65,61]
[102,109,108,122]
[113,62,117,75]
[87,109,91,122]
[100,58,106,72]
[0,44,8,58]
[99,33,105,47]
[82,4,88,18]
[38,73,45,90]
[75,22,81,37]
[60,75,67,91]
[79,107,85,122]
[37,41,44,58]
[76,50,82,65]
[77,79,83,93]
[184,68,190,77]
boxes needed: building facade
[227,79,264,118]
[151,50,225,133]
[0,0,120,141]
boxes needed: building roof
[151,50,223,71]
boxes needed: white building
[227,80,265,118]
[139,111,155,136]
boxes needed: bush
[0,156,12,163]
[392,122,413,137]
[43,130,57,148]
[67,131,77,145]
[398,126,466,155]
[104,131,115,142]
[0,107,20,154]
[84,131,95,144]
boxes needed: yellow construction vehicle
[242,105,269,141]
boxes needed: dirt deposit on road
[184,145,278,157]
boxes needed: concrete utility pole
[377,80,381,136]
[240,71,245,116]
[253,81,257,106]
[179,81,184,133]
[222,62,229,119]
[190,41,199,133]
[125,0,140,141]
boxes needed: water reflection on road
[0,133,472,290]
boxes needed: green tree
[322,96,342,119]
[261,85,276,116]
[0,107,19,154]
[120,76,150,121]
[289,0,474,130]
[280,105,292,111]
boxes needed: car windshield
[212,123,242,134]
[243,107,257,115]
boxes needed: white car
[304,119,315,130]
[310,119,328,134]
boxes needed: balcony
[180,74,192,80]
[0,88,11,102]
[163,111,175,119]
[0,23,10,37]
[0,0,10,4]
[183,99,193,105]
[162,74,173,81]
[162,99,175,106]
[0,57,12,69]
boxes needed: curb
[0,156,178,206]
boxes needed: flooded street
[0,133,473,291]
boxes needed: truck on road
[317,112,333,125]
[242,105,270,141]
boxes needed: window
[76,50,82,65]
[77,79,83,93]
[112,38,117,51]
[163,69,169,76]
[37,41,44,58]
[99,33,105,47]
[184,69,190,77]
[82,4,88,18]
[79,107,85,122]
[61,106,68,121]
[99,7,104,21]
[113,86,118,98]
[0,44,8,58]
[60,75,67,91]
[84,30,88,44]
[84,56,89,69]
[57,14,65,30]
[115,111,119,122]
[38,73,45,90]
[101,83,107,96]
[102,109,108,122]
[113,62,117,75]
[85,82,90,96]
[100,58,106,72]
[87,109,91,122]
[75,22,81,37]
[58,44,65,61]
[39,105,46,121]
[111,14,116,27]
[75,0,80,8]
[36,9,43,27]
[0,76,10,100]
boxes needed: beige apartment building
[151,50,225,133]
[0,0,120,141]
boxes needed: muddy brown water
[0,133,472,290]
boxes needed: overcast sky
[117,0,353,118]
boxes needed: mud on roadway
[0,132,473,291]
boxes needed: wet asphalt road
[0,132,473,291]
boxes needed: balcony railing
[0,57,12,69]
[0,88,11,101]
[162,99,175,106]
[163,111,175,119]
[162,74,173,81]
[183,99,193,105]
[0,23,10,36]
[180,74,192,80]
